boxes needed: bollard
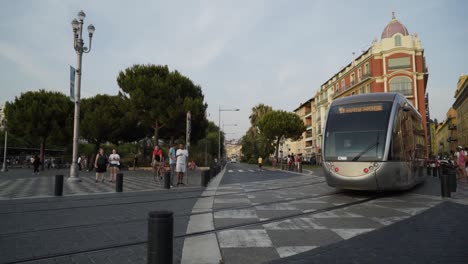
[116,173,123,192]
[298,163,303,173]
[432,167,438,177]
[164,171,170,189]
[148,211,173,264]
[210,166,216,180]
[447,167,457,193]
[54,175,64,196]
[427,167,431,176]
[439,173,451,198]
[201,170,210,187]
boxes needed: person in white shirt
[108,149,120,183]
[176,144,189,186]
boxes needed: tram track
[0,178,324,215]
[4,193,384,264]
[0,182,334,238]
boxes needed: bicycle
[153,161,168,185]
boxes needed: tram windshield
[324,101,392,162]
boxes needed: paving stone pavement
[0,168,202,199]
[213,170,448,264]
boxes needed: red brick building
[318,13,429,136]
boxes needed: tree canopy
[257,110,306,158]
[117,64,208,145]
[4,90,73,169]
[80,94,144,151]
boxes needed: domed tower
[381,12,409,40]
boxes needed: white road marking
[218,230,273,248]
[214,209,258,219]
[214,198,251,204]
[331,228,374,239]
[228,170,233,173]
[263,218,326,230]
[238,169,244,172]
[276,246,317,258]
[248,170,255,172]
[370,216,409,226]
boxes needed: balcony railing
[334,72,372,98]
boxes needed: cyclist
[152,145,164,178]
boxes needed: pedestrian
[168,143,177,187]
[152,145,164,178]
[258,156,263,171]
[176,143,189,186]
[455,146,467,183]
[94,148,107,183]
[32,154,40,175]
[77,156,82,171]
[108,149,120,183]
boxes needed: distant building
[291,97,316,159]
[435,108,457,156]
[453,75,468,147]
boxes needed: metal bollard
[432,167,438,177]
[54,175,64,196]
[148,211,173,264]
[447,167,457,193]
[298,163,303,173]
[439,173,450,198]
[201,170,209,187]
[427,167,431,176]
[164,171,170,189]
[116,173,123,192]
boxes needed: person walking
[108,149,120,183]
[168,143,177,187]
[32,154,40,175]
[258,156,263,171]
[94,148,107,183]
[152,145,164,178]
[176,143,189,186]
[455,146,467,183]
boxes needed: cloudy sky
[1,0,467,139]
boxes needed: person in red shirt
[152,145,164,176]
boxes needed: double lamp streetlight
[69,10,95,181]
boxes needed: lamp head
[71,19,80,30]
[77,10,86,21]
[87,24,95,35]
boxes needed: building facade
[0,105,5,129]
[291,97,316,159]
[453,75,468,147]
[435,108,457,156]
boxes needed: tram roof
[331,93,401,106]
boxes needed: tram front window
[324,102,392,162]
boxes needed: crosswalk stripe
[238,169,244,172]
[228,170,233,173]
[248,169,255,172]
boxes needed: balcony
[334,72,372,98]
[449,125,457,130]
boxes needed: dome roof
[381,13,409,39]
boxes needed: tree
[249,103,273,130]
[81,94,143,151]
[117,64,208,145]
[4,90,73,170]
[257,110,306,159]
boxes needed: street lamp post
[218,107,239,163]
[69,10,95,181]
[1,120,7,172]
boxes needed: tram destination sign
[338,103,384,114]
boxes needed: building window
[336,83,339,92]
[389,76,413,96]
[388,57,411,70]
[395,35,402,46]
[341,79,345,90]
[365,84,371,93]
[350,73,355,85]
[358,68,362,81]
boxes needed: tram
[322,93,427,191]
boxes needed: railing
[334,72,372,98]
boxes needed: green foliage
[4,90,73,168]
[117,64,208,144]
[257,110,306,158]
[240,104,275,161]
[80,94,143,150]
[249,103,273,127]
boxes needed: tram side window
[389,108,403,161]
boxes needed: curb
[181,167,226,264]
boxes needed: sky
[1,0,467,140]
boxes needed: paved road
[213,163,460,264]
[0,168,202,199]
[0,187,204,263]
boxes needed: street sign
[70,65,75,101]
